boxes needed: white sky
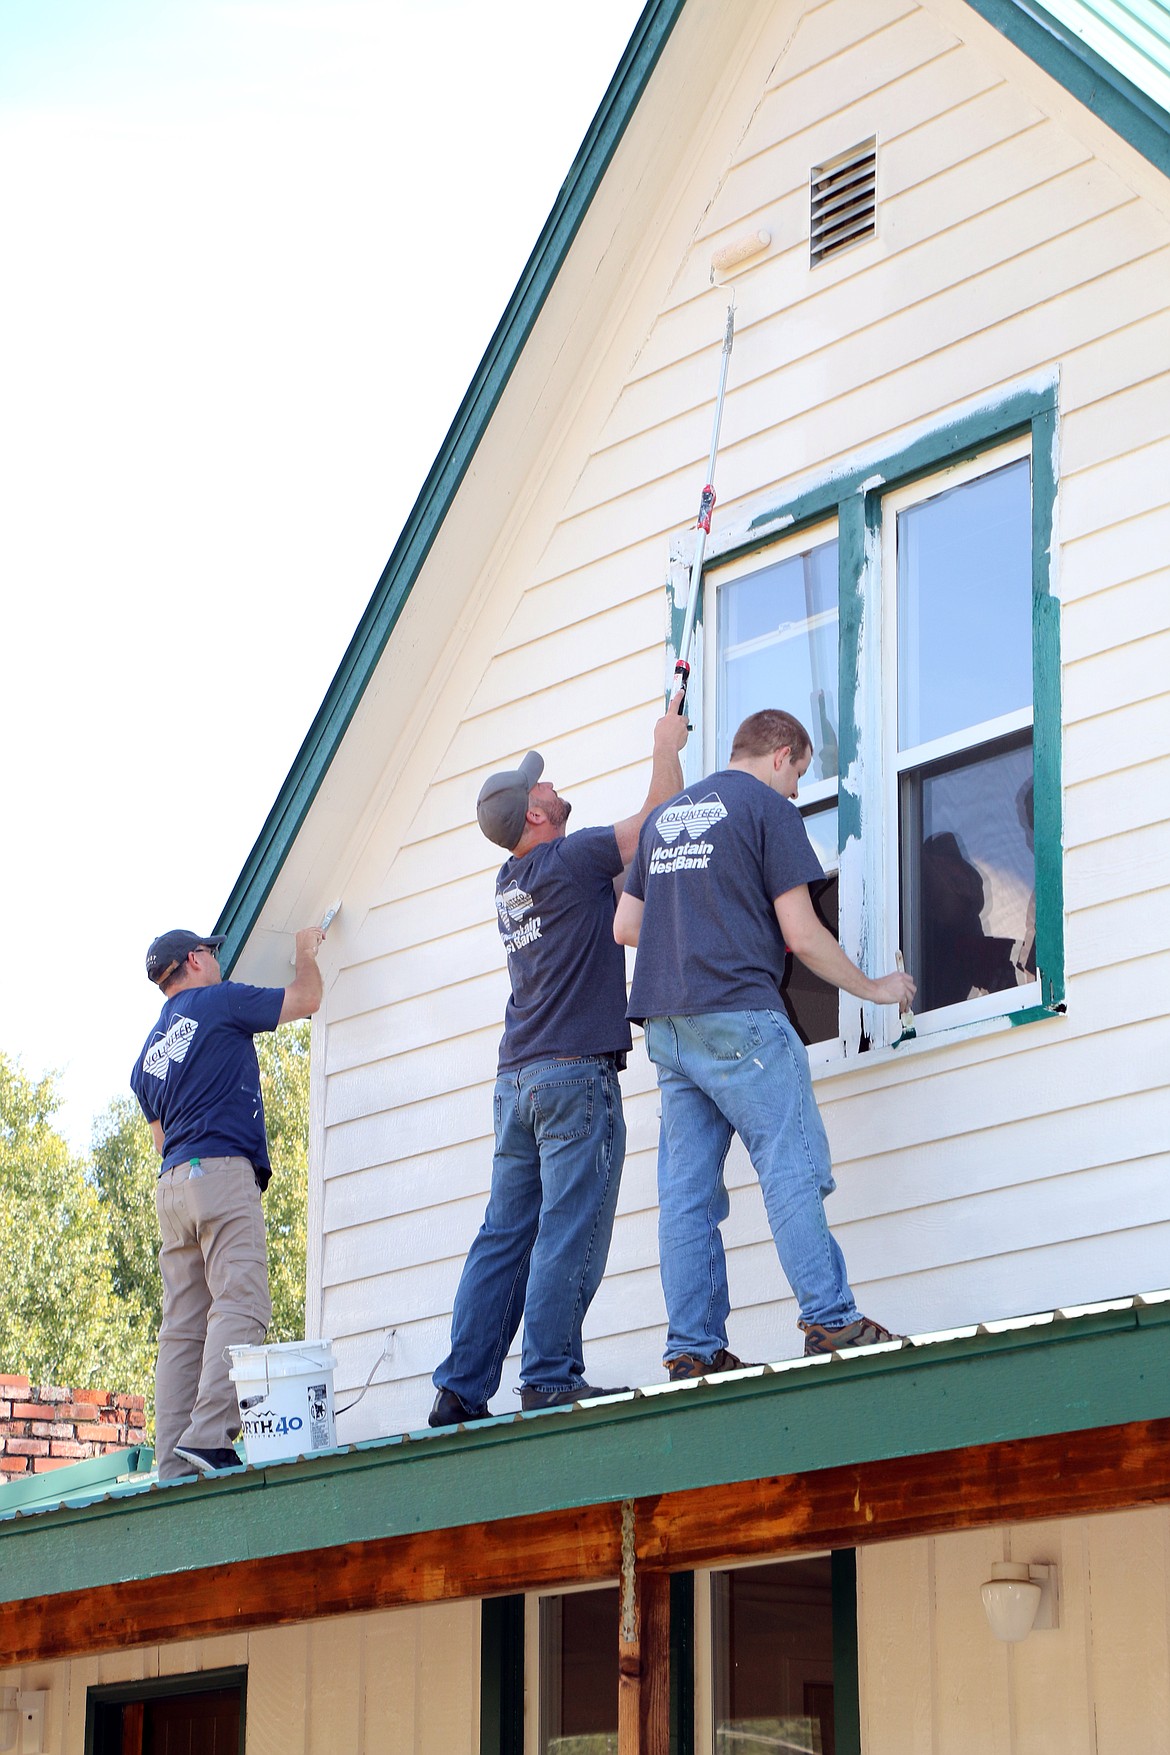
[0,0,645,1150]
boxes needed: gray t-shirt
[495,825,631,1072]
[625,769,824,1022]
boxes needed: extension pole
[674,295,736,715]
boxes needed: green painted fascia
[212,0,688,970]
[964,0,1170,177]
[4,1304,1168,1606]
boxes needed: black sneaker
[666,1348,758,1381]
[519,1381,630,1411]
[173,1445,245,1476]
[799,1316,905,1356]
[428,1388,490,1427]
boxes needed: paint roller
[674,228,773,713]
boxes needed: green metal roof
[0,1447,153,1517]
[3,1298,1168,1606]
[214,0,1170,967]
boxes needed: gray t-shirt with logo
[625,769,824,1022]
[495,825,631,1072]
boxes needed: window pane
[540,1587,619,1755]
[902,737,1035,1014]
[717,540,839,782]
[897,458,1031,749]
[713,1559,836,1755]
[783,807,839,1047]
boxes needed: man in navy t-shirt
[430,697,688,1424]
[131,924,325,1479]
[615,708,916,1376]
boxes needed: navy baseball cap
[146,929,226,986]
[476,752,544,850]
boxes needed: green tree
[0,1054,152,1391]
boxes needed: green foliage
[0,1054,153,1392]
[255,1020,310,1342]
[0,1021,311,1418]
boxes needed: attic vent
[810,138,876,266]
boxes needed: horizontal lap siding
[315,0,1170,1438]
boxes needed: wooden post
[617,1499,670,1755]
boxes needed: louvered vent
[810,138,876,266]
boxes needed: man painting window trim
[614,707,915,1377]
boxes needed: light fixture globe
[981,1560,1043,1642]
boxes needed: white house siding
[858,1505,1170,1753]
[306,0,1170,1439]
[0,1599,480,1755]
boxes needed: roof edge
[214,0,688,968]
[963,0,1170,177]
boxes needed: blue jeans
[644,1010,859,1359]
[434,1055,626,1407]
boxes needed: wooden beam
[6,1419,1170,1667]
[617,1503,670,1755]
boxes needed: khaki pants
[155,1155,272,1479]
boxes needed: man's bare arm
[150,1119,164,1156]
[612,692,689,865]
[279,927,326,1024]
[613,891,644,947]
[775,886,917,1008]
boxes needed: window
[694,1554,860,1755]
[709,529,843,1052]
[535,1584,620,1755]
[888,451,1037,1022]
[693,385,1062,1057]
[87,1670,245,1755]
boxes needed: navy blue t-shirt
[131,982,285,1185]
[495,825,631,1072]
[625,768,824,1022]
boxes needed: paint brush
[893,950,916,1046]
[289,900,342,965]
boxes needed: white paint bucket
[227,1338,338,1466]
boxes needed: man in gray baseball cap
[430,695,688,1424]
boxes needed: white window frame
[524,1578,621,1755]
[705,521,845,1067]
[877,437,1041,1045]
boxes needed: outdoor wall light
[980,1560,1059,1642]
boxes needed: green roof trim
[964,0,1170,177]
[213,0,687,968]
[4,1302,1168,1606]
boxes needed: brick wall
[0,1375,147,1476]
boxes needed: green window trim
[831,1549,862,1755]
[669,382,1065,1043]
[481,1595,525,1755]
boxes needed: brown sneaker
[799,1316,905,1356]
[666,1348,759,1381]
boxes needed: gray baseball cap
[476,751,544,850]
